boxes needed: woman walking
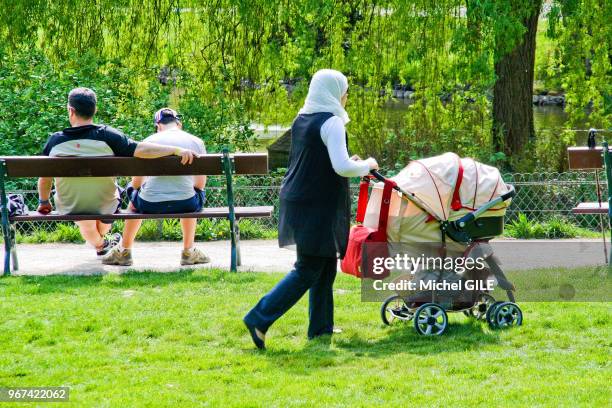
[243,69,378,349]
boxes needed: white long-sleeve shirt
[320,116,370,177]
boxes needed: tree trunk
[492,0,542,158]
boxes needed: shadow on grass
[259,318,500,374]
[334,319,500,357]
[0,268,260,294]
[257,336,342,372]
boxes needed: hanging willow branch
[0,0,609,166]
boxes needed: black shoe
[243,319,266,350]
[96,233,122,257]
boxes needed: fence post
[0,160,12,276]
[222,149,238,272]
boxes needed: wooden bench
[567,145,611,216]
[571,202,608,214]
[0,150,273,275]
[567,144,611,263]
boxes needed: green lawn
[0,270,610,407]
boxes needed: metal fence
[4,171,609,238]
[503,171,606,230]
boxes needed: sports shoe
[96,233,122,257]
[180,247,211,265]
[102,247,133,266]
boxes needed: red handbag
[341,176,396,279]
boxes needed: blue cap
[154,108,180,124]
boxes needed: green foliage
[506,213,534,238]
[547,0,612,129]
[134,219,277,242]
[16,230,52,244]
[0,1,609,170]
[505,213,599,239]
[0,50,170,154]
[235,219,278,240]
[534,20,563,92]
[17,212,599,243]
[16,219,276,244]
[53,223,85,242]
[131,220,163,241]
[0,50,256,155]
[179,82,256,152]
[17,223,84,244]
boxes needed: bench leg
[222,149,238,272]
[229,218,238,272]
[235,220,242,267]
[10,224,18,272]
[0,160,11,276]
[1,223,10,276]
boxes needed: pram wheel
[414,303,448,336]
[491,302,523,329]
[465,294,496,321]
[381,295,412,325]
[486,301,506,328]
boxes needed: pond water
[533,105,609,146]
[253,104,598,151]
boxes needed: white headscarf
[298,69,350,124]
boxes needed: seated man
[102,108,209,266]
[37,88,196,257]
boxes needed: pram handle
[369,170,387,183]
[500,188,516,202]
[454,185,516,228]
[369,170,402,192]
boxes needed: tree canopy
[1,1,610,170]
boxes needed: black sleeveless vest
[278,112,351,258]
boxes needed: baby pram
[358,153,522,336]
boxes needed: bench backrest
[0,153,268,177]
[567,147,605,170]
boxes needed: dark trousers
[244,251,337,339]
[126,185,205,214]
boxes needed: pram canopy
[393,152,511,221]
[363,153,511,243]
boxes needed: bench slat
[9,206,274,222]
[567,147,605,170]
[571,202,608,214]
[0,154,268,177]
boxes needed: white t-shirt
[320,116,370,177]
[138,128,206,202]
